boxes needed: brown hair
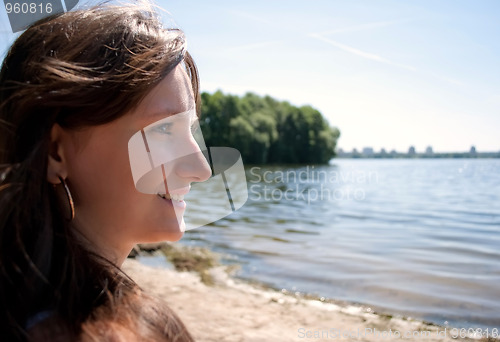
[0,2,197,341]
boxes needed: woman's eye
[153,123,173,135]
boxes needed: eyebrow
[149,104,195,120]
[149,106,197,122]
[149,109,182,119]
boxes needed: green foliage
[200,90,341,164]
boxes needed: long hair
[0,3,197,341]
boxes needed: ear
[47,124,68,184]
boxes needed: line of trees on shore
[200,91,340,164]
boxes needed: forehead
[132,64,194,125]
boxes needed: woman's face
[60,64,211,264]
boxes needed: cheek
[65,122,183,242]
[68,132,139,214]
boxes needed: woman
[0,2,210,340]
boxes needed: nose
[174,137,212,183]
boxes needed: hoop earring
[58,176,75,221]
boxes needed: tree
[200,91,341,164]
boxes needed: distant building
[337,148,345,156]
[380,148,387,156]
[390,149,397,155]
[408,146,416,156]
[470,146,477,155]
[352,148,361,158]
[425,146,434,155]
[362,147,374,156]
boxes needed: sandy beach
[122,246,488,342]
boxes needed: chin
[145,223,185,243]
[166,231,184,242]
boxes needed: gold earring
[58,176,75,221]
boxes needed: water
[182,159,500,329]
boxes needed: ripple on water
[181,160,500,329]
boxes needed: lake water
[181,159,500,330]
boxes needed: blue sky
[1,0,499,153]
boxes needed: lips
[157,185,190,202]
[158,193,184,201]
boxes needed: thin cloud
[224,8,463,85]
[225,40,283,52]
[309,33,417,72]
[229,8,417,71]
[434,76,465,87]
[311,18,417,36]
[309,34,465,86]
[226,9,276,27]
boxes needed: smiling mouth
[158,193,185,202]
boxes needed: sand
[122,257,486,342]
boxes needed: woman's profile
[0,2,210,340]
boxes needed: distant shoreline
[336,152,500,159]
